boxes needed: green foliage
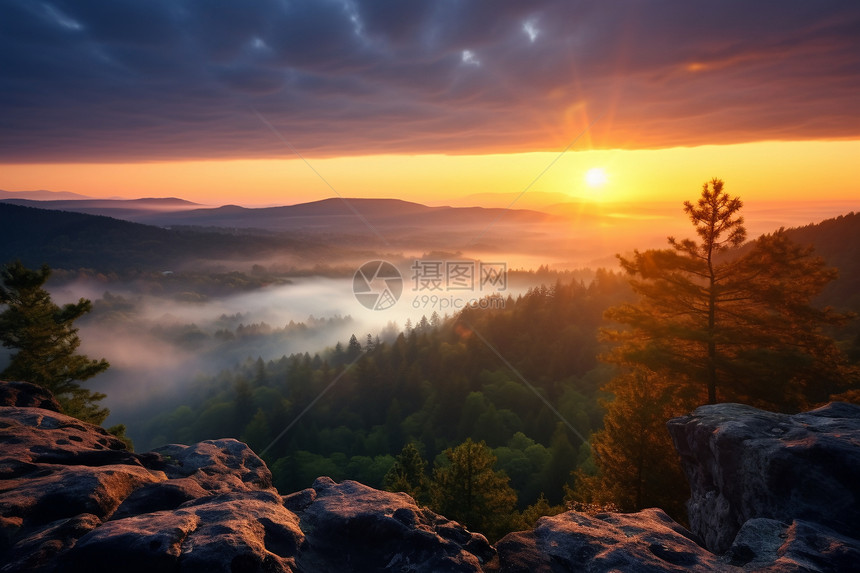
[0,261,110,424]
[589,180,857,519]
[107,423,134,451]
[128,276,633,539]
[513,493,566,531]
[570,369,687,517]
[605,179,854,411]
[430,439,518,542]
[384,442,430,503]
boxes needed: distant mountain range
[0,189,93,201]
[1,197,202,221]
[0,195,557,232]
[0,202,338,272]
[2,193,857,292]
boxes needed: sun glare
[585,167,608,187]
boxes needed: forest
[125,272,632,539]
[2,186,859,542]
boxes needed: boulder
[0,390,289,573]
[288,477,495,572]
[0,381,61,412]
[726,517,860,573]
[3,380,859,573]
[152,440,275,494]
[61,491,304,573]
[491,508,732,573]
[667,402,860,553]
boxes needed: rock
[0,406,165,547]
[151,440,276,494]
[3,381,859,573]
[667,402,860,554]
[291,476,495,572]
[492,507,733,573]
[61,491,304,573]
[726,518,860,573]
[1,513,102,573]
[0,381,61,412]
[0,382,288,573]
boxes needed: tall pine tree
[604,178,852,411]
[581,179,856,517]
[0,261,110,423]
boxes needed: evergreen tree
[233,377,254,431]
[570,369,687,517]
[346,334,362,360]
[431,438,517,541]
[0,261,110,423]
[604,178,852,411]
[383,442,430,503]
[587,179,856,516]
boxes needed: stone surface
[0,381,61,412]
[0,380,498,573]
[667,402,860,554]
[726,517,860,573]
[491,508,732,573]
[62,490,304,573]
[3,381,859,573]
[289,476,495,572]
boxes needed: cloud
[1,0,859,162]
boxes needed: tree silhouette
[582,179,857,516]
[604,178,852,411]
[0,261,110,423]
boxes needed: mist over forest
[1,194,859,541]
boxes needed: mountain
[129,197,558,232]
[0,203,333,272]
[0,197,202,221]
[0,189,93,201]
[0,196,556,231]
[782,211,860,310]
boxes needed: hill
[782,211,860,311]
[0,197,201,221]
[0,189,92,201]
[0,203,331,272]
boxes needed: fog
[22,198,852,438]
[45,268,537,431]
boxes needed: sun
[585,167,608,188]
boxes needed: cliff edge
[2,381,858,572]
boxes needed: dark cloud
[1,0,858,161]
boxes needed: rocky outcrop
[491,508,731,573]
[667,402,860,554]
[286,477,494,572]
[0,381,61,412]
[0,382,491,572]
[3,381,859,573]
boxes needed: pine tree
[431,438,517,541]
[586,179,856,516]
[346,334,362,360]
[0,261,110,423]
[604,178,852,411]
[383,442,429,503]
[571,369,687,517]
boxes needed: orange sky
[2,3,858,212]
[2,140,858,208]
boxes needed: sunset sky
[2,1,859,208]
